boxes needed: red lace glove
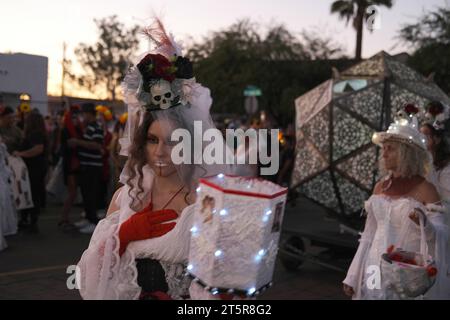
[118,202,178,256]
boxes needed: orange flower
[119,113,128,125]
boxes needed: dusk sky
[1,0,448,98]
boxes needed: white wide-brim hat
[372,117,428,151]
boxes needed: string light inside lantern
[190,226,198,234]
[254,249,266,262]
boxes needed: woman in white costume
[420,101,450,299]
[421,101,450,217]
[342,111,449,299]
[77,20,235,300]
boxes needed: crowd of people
[0,101,128,246]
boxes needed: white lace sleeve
[343,202,377,292]
[424,203,450,299]
[77,180,147,300]
[437,166,450,202]
[126,204,195,262]
[77,211,141,300]
[419,204,445,242]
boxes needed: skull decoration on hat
[136,53,194,111]
[120,19,206,159]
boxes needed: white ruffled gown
[343,194,449,299]
[77,165,194,299]
[427,165,450,298]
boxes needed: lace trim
[160,262,191,299]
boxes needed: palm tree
[331,0,394,60]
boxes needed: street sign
[244,85,262,97]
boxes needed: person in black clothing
[68,103,104,234]
[276,135,295,187]
[0,106,23,154]
[14,112,48,233]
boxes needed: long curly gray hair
[379,140,431,178]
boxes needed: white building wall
[0,53,48,114]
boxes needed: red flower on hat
[137,54,176,83]
[428,103,444,117]
[151,54,176,82]
[427,266,438,277]
[404,103,419,115]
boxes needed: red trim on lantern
[199,175,288,199]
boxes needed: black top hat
[0,106,14,117]
[81,103,96,114]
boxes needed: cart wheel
[280,236,305,271]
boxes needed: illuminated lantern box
[188,174,288,297]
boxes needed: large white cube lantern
[188,174,288,297]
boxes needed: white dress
[7,155,33,210]
[343,194,450,299]
[427,165,450,297]
[77,165,194,300]
[429,165,450,223]
[0,142,18,251]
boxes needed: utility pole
[60,42,68,114]
[61,42,67,98]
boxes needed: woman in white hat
[342,112,449,299]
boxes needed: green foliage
[186,19,348,126]
[398,7,450,94]
[69,15,140,100]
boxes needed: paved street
[0,198,352,300]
